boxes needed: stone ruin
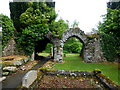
[2,28,105,63]
[47,28,105,63]
[2,38,25,56]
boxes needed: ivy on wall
[100,33,117,61]
[97,6,120,61]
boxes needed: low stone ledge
[94,73,119,89]
[12,60,24,66]
[1,56,30,67]
[11,57,30,66]
[2,56,31,76]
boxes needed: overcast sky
[0,0,109,33]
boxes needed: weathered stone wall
[2,38,25,56]
[84,38,106,63]
[2,38,18,56]
[94,38,106,62]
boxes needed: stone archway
[62,28,87,59]
[46,28,105,63]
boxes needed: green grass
[54,54,120,85]
[0,45,2,56]
[38,53,50,57]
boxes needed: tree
[9,2,29,32]
[16,2,57,55]
[64,37,83,53]
[98,9,120,38]
[14,1,68,56]
[97,8,120,61]
[0,14,15,48]
[9,1,69,56]
[49,19,68,37]
[100,33,117,61]
[71,20,79,28]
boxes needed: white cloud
[0,0,10,17]
[0,27,2,31]
[55,0,109,33]
[0,0,110,33]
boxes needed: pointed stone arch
[61,28,88,59]
[62,28,88,44]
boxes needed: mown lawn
[54,54,120,85]
[0,44,2,56]
[38,53,50,57]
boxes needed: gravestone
[22,70,37,88]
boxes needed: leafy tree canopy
[96,8,120,61]
[64,37,83,53]
[98,9,120,38]
[16,2,68,55]
[0,14,15,48]
[49,19,68,37]
[71,20,79,28]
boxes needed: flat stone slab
[0,77,6,82]
[22,70,37,88]
[3,66,17,72]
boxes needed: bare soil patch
[38,75,97,88]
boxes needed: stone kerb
[22,70,37,88]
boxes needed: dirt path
[1,56,51,89]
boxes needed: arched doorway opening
[52,28,88,62]
[38,43,53,57]
[34,37,53,60]
[63,37,84,59]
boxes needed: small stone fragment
[2,72,9,76]
[21,66,26,71]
